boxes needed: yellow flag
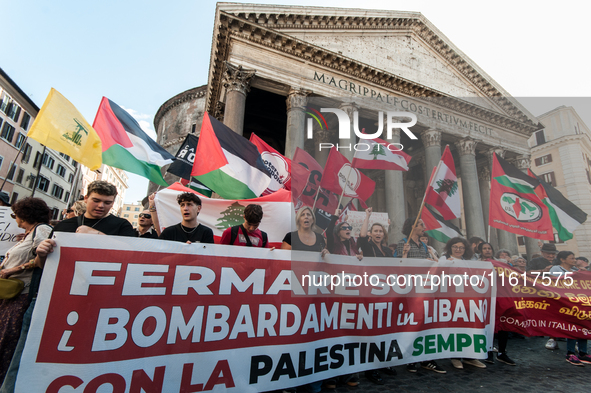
[28,88,102,170]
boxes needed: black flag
[167,135,212,196]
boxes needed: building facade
[518,106,591,257]
[154,4,557,256]
[1,68,84,218]
[121,202,143,228]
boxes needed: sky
[2,0,590,203]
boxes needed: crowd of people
[0,180,589,392]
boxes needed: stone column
[285,88,310,159]
[376,174,386,213]
[222,62,255,136]
[455,138,486,239]
[421,129,442,183]
[478,164,499,248]
[492,150,519,255]
[385,127,406,241]
[513,154,540,259]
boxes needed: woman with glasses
[326,210,362,260]
[440,237,487,370]
[0,198,52,386]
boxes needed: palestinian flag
[191,113,271,199]
[352,135,412,171]
[168,135,212,197]
[424,145,461,220]
[489,154,553,240]
[422,206,463,243]
[93,97,174,186]
[529,169,587,241]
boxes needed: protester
[477,242,517,366]
[135,210,159,239]
[357,207,392,257]
[441,237,486,369]
[326,211,361,260]
[550,251,591,366]
[495,249,512,264]
[0,192,10,207]
[281,207,328,256]
[220,204,270,248]
[512,256,527,272]
[419,234,439,259]
[396,217,445,374]
[0,198,52,386]
[575,256,589,271]
[395,217,431,260]
[159,192,214,244]
[527,243,557,272]
[469,236,484,260]
[47,181,136,237]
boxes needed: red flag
[489,154,553,240]
[424,146,461,220]
[320,147,375,202]
[352,135,412,171]
[292,148,338,213]
[249,133,291,194]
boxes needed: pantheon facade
[152,4,546,256]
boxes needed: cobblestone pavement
[319,336,589,393]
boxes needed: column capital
[455,138,478,156]
[511,154,531,170]
[338,102,359,118]
[285,88,311,112]
[486,147,506,159]
[420,129,441,148]
[213,101,225,122]
[478,165,491,182]
[223,61,256,95]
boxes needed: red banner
[18,234,494,392]
[494,261,591,338]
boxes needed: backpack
[229,225,268,247]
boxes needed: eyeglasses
[10,213,15,219]
[66,209,74,213]
[452,246,465,250]
[341,226,353,231]
[139,213,151,219]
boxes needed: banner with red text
[17,234,495,392]
[493,261,591,338]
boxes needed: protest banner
[17,234,495,392]
[0,207,24,262]
[493,261,591,338]
[345,211,389,238]
[154,182,293,248]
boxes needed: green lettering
[437,334,455,352]
[412,337,424,356]
[425,334,436,354]
[456,333,472,351]
[474,334,487,353]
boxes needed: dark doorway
[243,87,288,154]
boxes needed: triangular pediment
[211,3,541,132]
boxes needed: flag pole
[406,165,438,246]
[311,185,322,211]
[336,164,354,215]
[487,225,491,243]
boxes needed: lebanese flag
[489,154,553,240]
[93,97,175,186]
[352,135,412,171]
[424,146,461,220]
[154,182,292,248]
[320,147,375,202]
[291,148,338,213]
[191,113,271,199]
[249,133,291,194]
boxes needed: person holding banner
[357,207,393,258]
[280,207,328,256]
[440,237,487,370]
[550,251,591,366]
[326,211,362,260]
[159,192,214,244]
[478,242,516,366]
[220,204,270,248]
[395,217,430,260]
[0,197,52,386]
